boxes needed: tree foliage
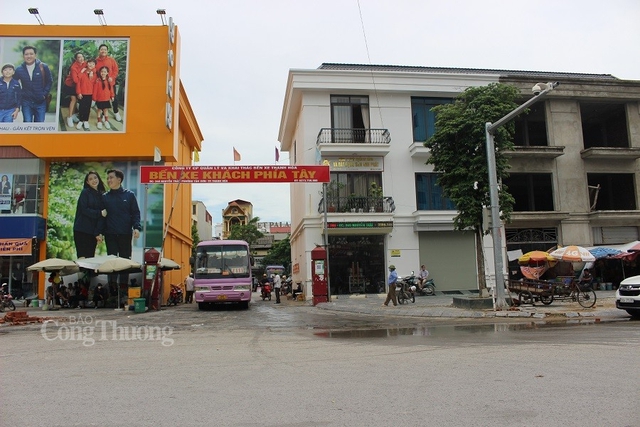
[191,222,200,259]
[425,83,520,291]
[261,236,291,272]
[425,83,519,234]
[228,217,263,246]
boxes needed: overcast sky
[5,0,640,225]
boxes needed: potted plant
[347,193,358,212]
[368,182,384,212]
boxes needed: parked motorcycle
[281,276,292,296]
[396,274,415,304]
[0,292,16,312]
[167,284,184,306]
[417,278,436,296]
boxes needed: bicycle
[510,276,596,308]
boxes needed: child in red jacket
[75,59,96,131]
[93,66,115,130]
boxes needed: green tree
[261,236,291,272]
[228,217,263,246]
[425,83,519,293]
[191,222,200,259]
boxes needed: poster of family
[0,37,128,133]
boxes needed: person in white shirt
[418,265,429,289]
[184,273,195,303]
[273,274,282,304]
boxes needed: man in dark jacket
[14,46,52,123]
[103,168,141,284]
[0,64,22,122]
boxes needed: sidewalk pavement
[8,291,627,321]
[313,290,627,320]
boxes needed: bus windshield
[195,244,250,279]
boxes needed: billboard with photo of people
[0,37,128,133]
[47,161,164,263]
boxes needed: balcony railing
[316,128,391,145]
[318,196,396,213]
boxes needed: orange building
[0,22,203,303]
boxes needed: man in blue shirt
[383,265,398,307]
[103,169,141,285]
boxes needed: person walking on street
[383,265,398,307]
[274,274,282,304]
[184,273,195,303]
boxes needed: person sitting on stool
[291,282,303,300]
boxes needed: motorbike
[396,274,416,304]
[0,292,16,312]
[261,283,272,301]
[281,277,292,296]
[167,284,184,306]
[417,277,436,296]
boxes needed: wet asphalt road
[2,292,639,427]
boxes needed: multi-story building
[278,63,640,295]
[221,199,254,240]
[192,201,213,241]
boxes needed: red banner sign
[0,238,32,255]
[140,165,330,184]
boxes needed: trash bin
[128,287,141,307]
[133,298,146,313]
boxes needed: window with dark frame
[328,172,381,212]
[330,95,370,143]
[415,173,456,211]
[411,97,452,142]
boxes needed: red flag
[275,146,280,162]
[233,147,241,161]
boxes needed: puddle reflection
[315,319,599,339]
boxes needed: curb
[314,294,625,320]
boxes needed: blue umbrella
[589,247,623,259]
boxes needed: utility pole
[486,82,559,309]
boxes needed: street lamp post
[485,82,559,309]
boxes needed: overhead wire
[357,0,395,204]
[357,0,384,129]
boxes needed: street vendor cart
[508,276,597,308]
